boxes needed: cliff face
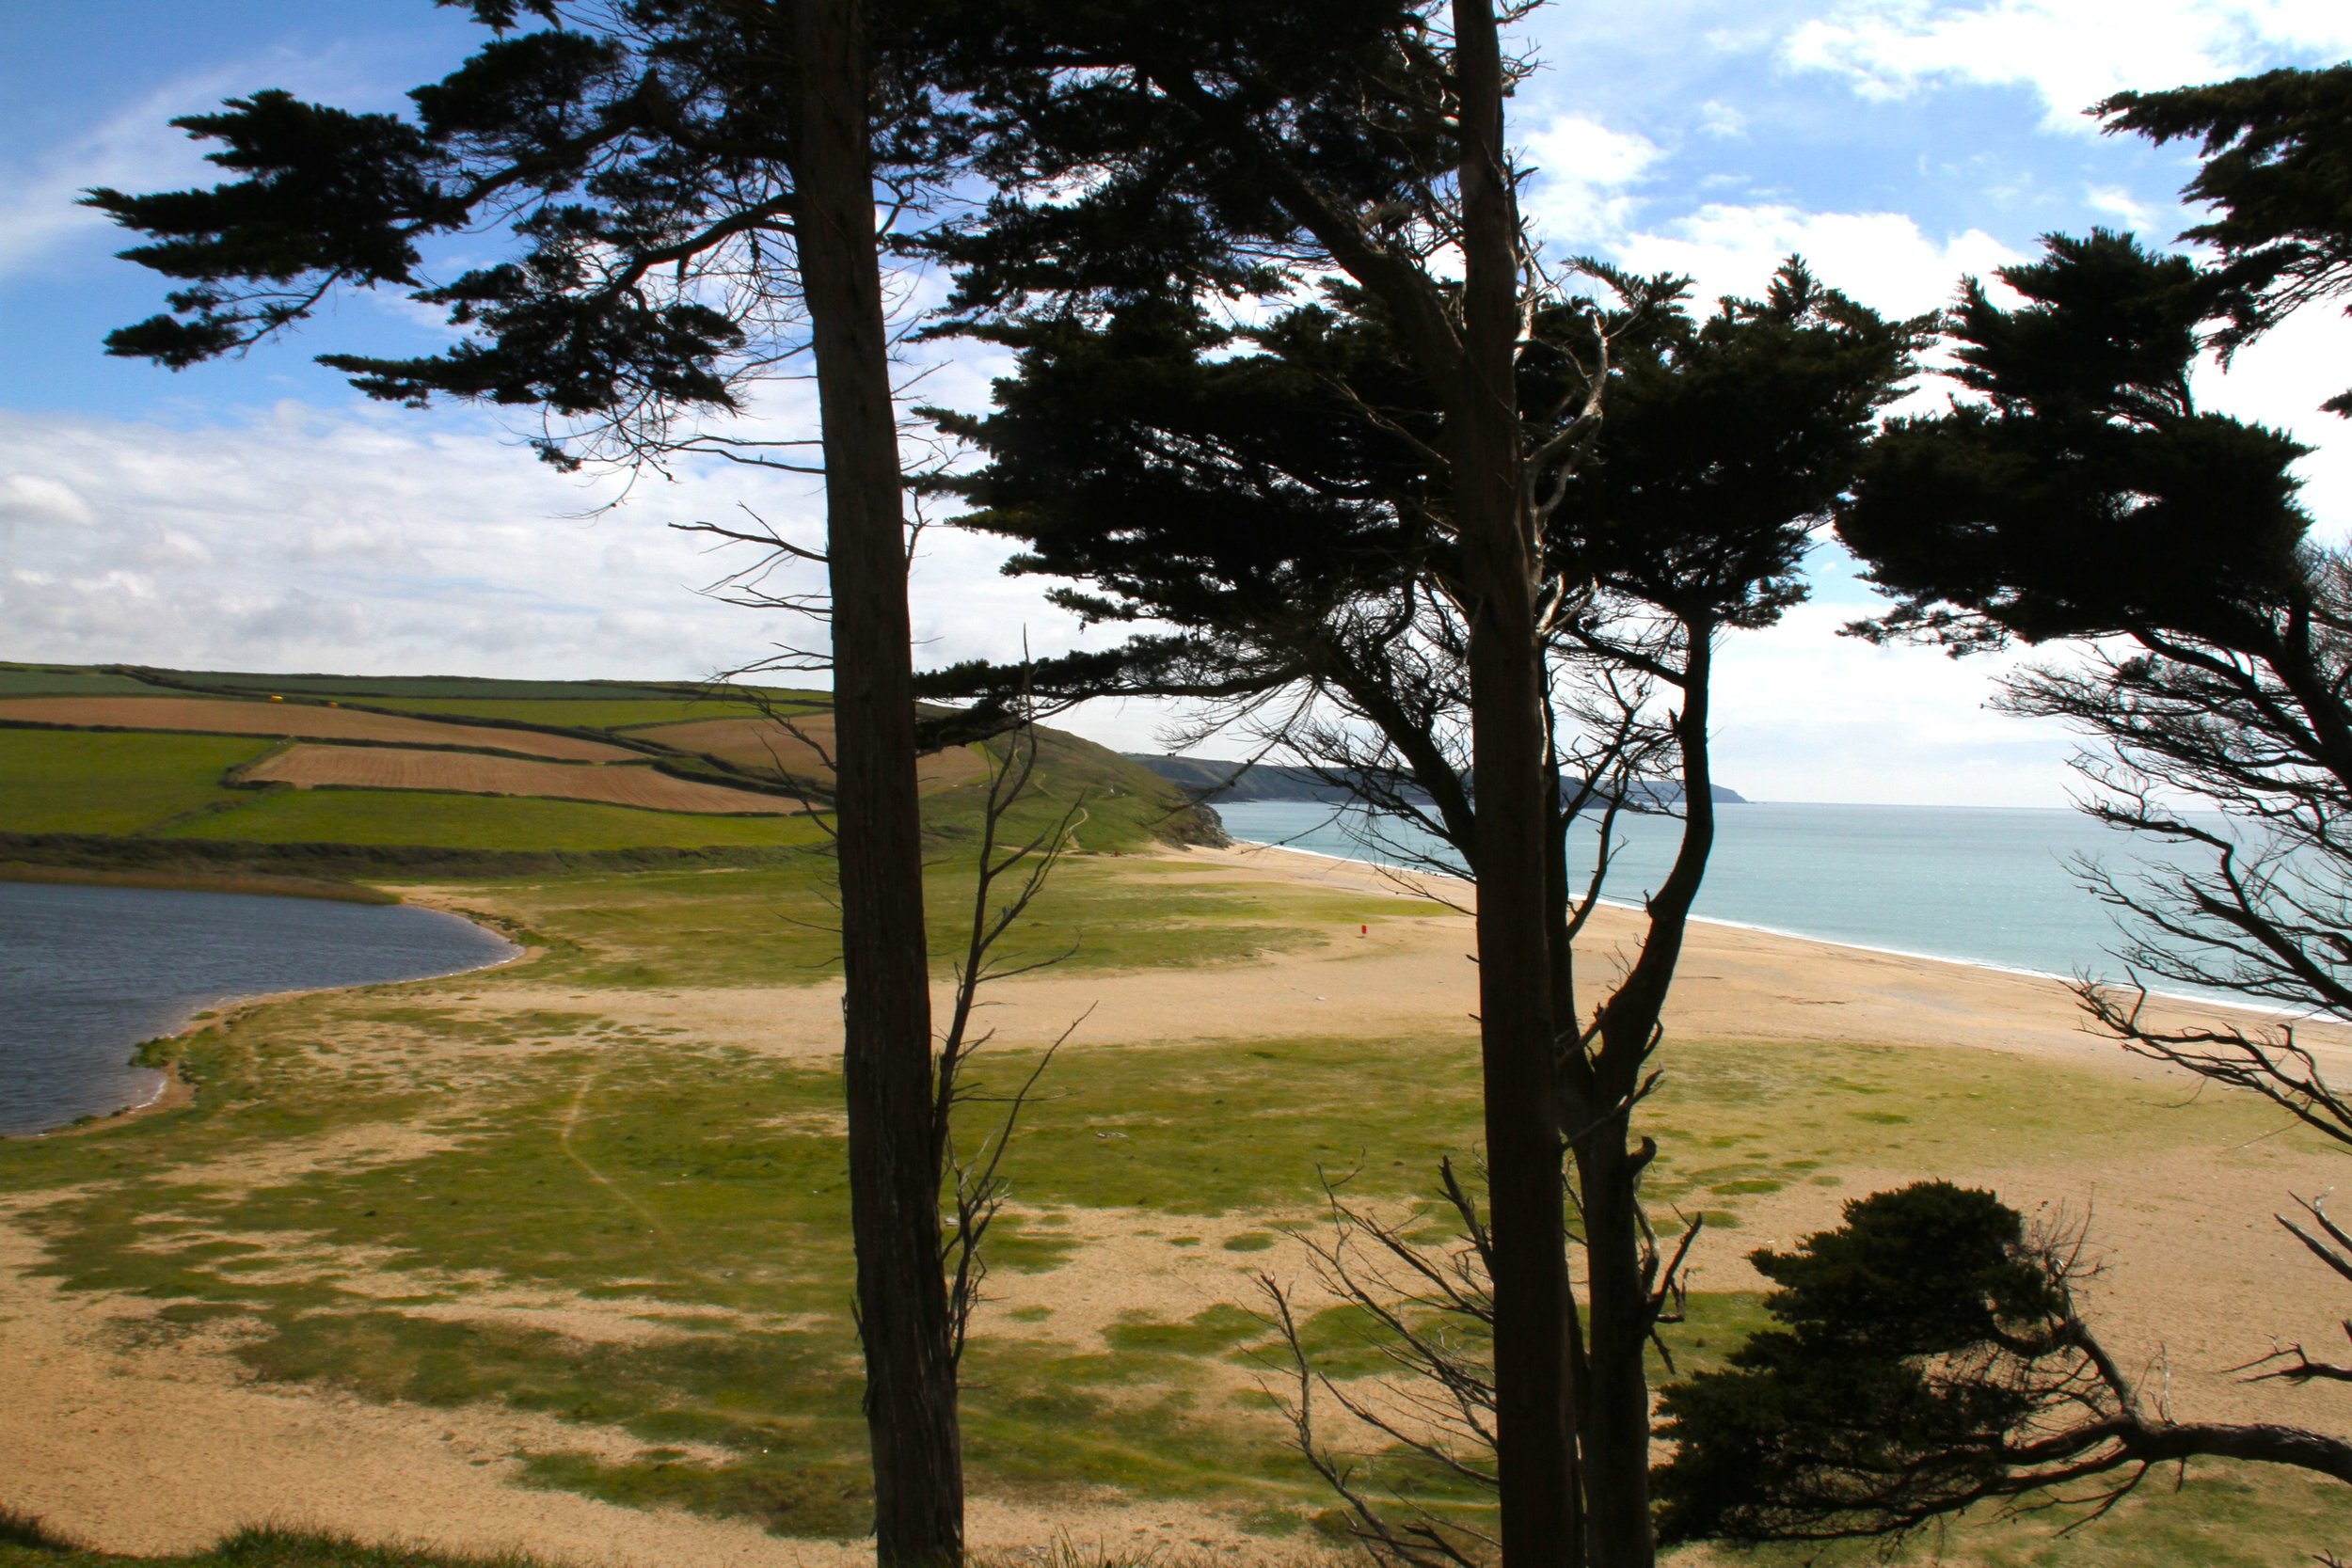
[1124,754,1749,807]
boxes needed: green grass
[358,699,795,731]
[1687,1460,2351,1567]
[0,666,167,697]
[155,789,831,853]
[4,934,2335,1549]
[456,852,1444,988]
[150,673,708,702]
[0,730,268,834]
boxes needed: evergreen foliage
[1839,230,2313,651]
[1653,1183,2057,1544]
[2099,63,2352,413]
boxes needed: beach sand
[5,840,2349,1563]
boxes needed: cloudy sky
[4,1,2350,804]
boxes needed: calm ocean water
[1214,799,2232,994]
[0,881,516,1137]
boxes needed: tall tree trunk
[1578,628,1717,1568]
[1451,4,1580,1563]
[791,2,964,1560]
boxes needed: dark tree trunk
[1451,4,1580,1563]
[1577,628,1717,1568]
[790,1,963,1560]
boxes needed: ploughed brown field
[0,696,635,763]
[243,743,801,815]
[638,712,990,792]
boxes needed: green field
[0,666,169,697]
[9,663,2343,1563]
[150,673,709,702]
[0,729,268,834]
[349,699,779,731]
[0,664,1200,863]
[153,788,833,853]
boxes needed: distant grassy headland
[0,660,1216,889]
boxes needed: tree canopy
[1838,230,2313,653]
[2099,62,2352,413]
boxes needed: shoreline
[3,901,528,1142]
[0,860,398,904]
[1220,832,2321,1027]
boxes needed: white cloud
[1695,100,1748,138]
[0,71,250,282]
[1520,114,1664,245]
[2083,183,2159,230]
[1784,0,2352,131]
[0,473,94,528]
[1613,201,2020,317]
[2194,305,2352,533]
[0,403,1117,689]
[1711,594,2078,806]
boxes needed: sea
[1213,798,2251,1000]
[0,881,516,1137]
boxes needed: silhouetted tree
[87,5,994,1555]
[930,250,1922,1563]
[1654,1183,2352,1546]
[2099,61,2352,414]
[926,8,1622,1556]
[1793,67,2352,1559]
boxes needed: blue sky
[4,1,2350,803]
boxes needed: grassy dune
[7,664,2342,1563]
[3,847,2345,1560]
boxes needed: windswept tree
[2100,61,2352,415]
[1701,65,2352,1559]
[1654,1182,2352,1547]
[88,4,1000,1557]
[929,247,1922,1562]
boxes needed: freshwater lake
[1214,799,2237,995]
[0,881,516,1137]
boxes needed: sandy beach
[5,840,2350,1563]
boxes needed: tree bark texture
[1451,4,1581,1562]
[790,1,964,1560]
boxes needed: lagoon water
[0,881,516,1137]
[1215,799,2227,994]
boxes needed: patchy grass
[0,729,269,834]
[444,851,1444,990]
[0,1525,565,1568]
[3,934,2334,1551]
[1680,1459,2350,1567]
[4,829,2346,1555]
